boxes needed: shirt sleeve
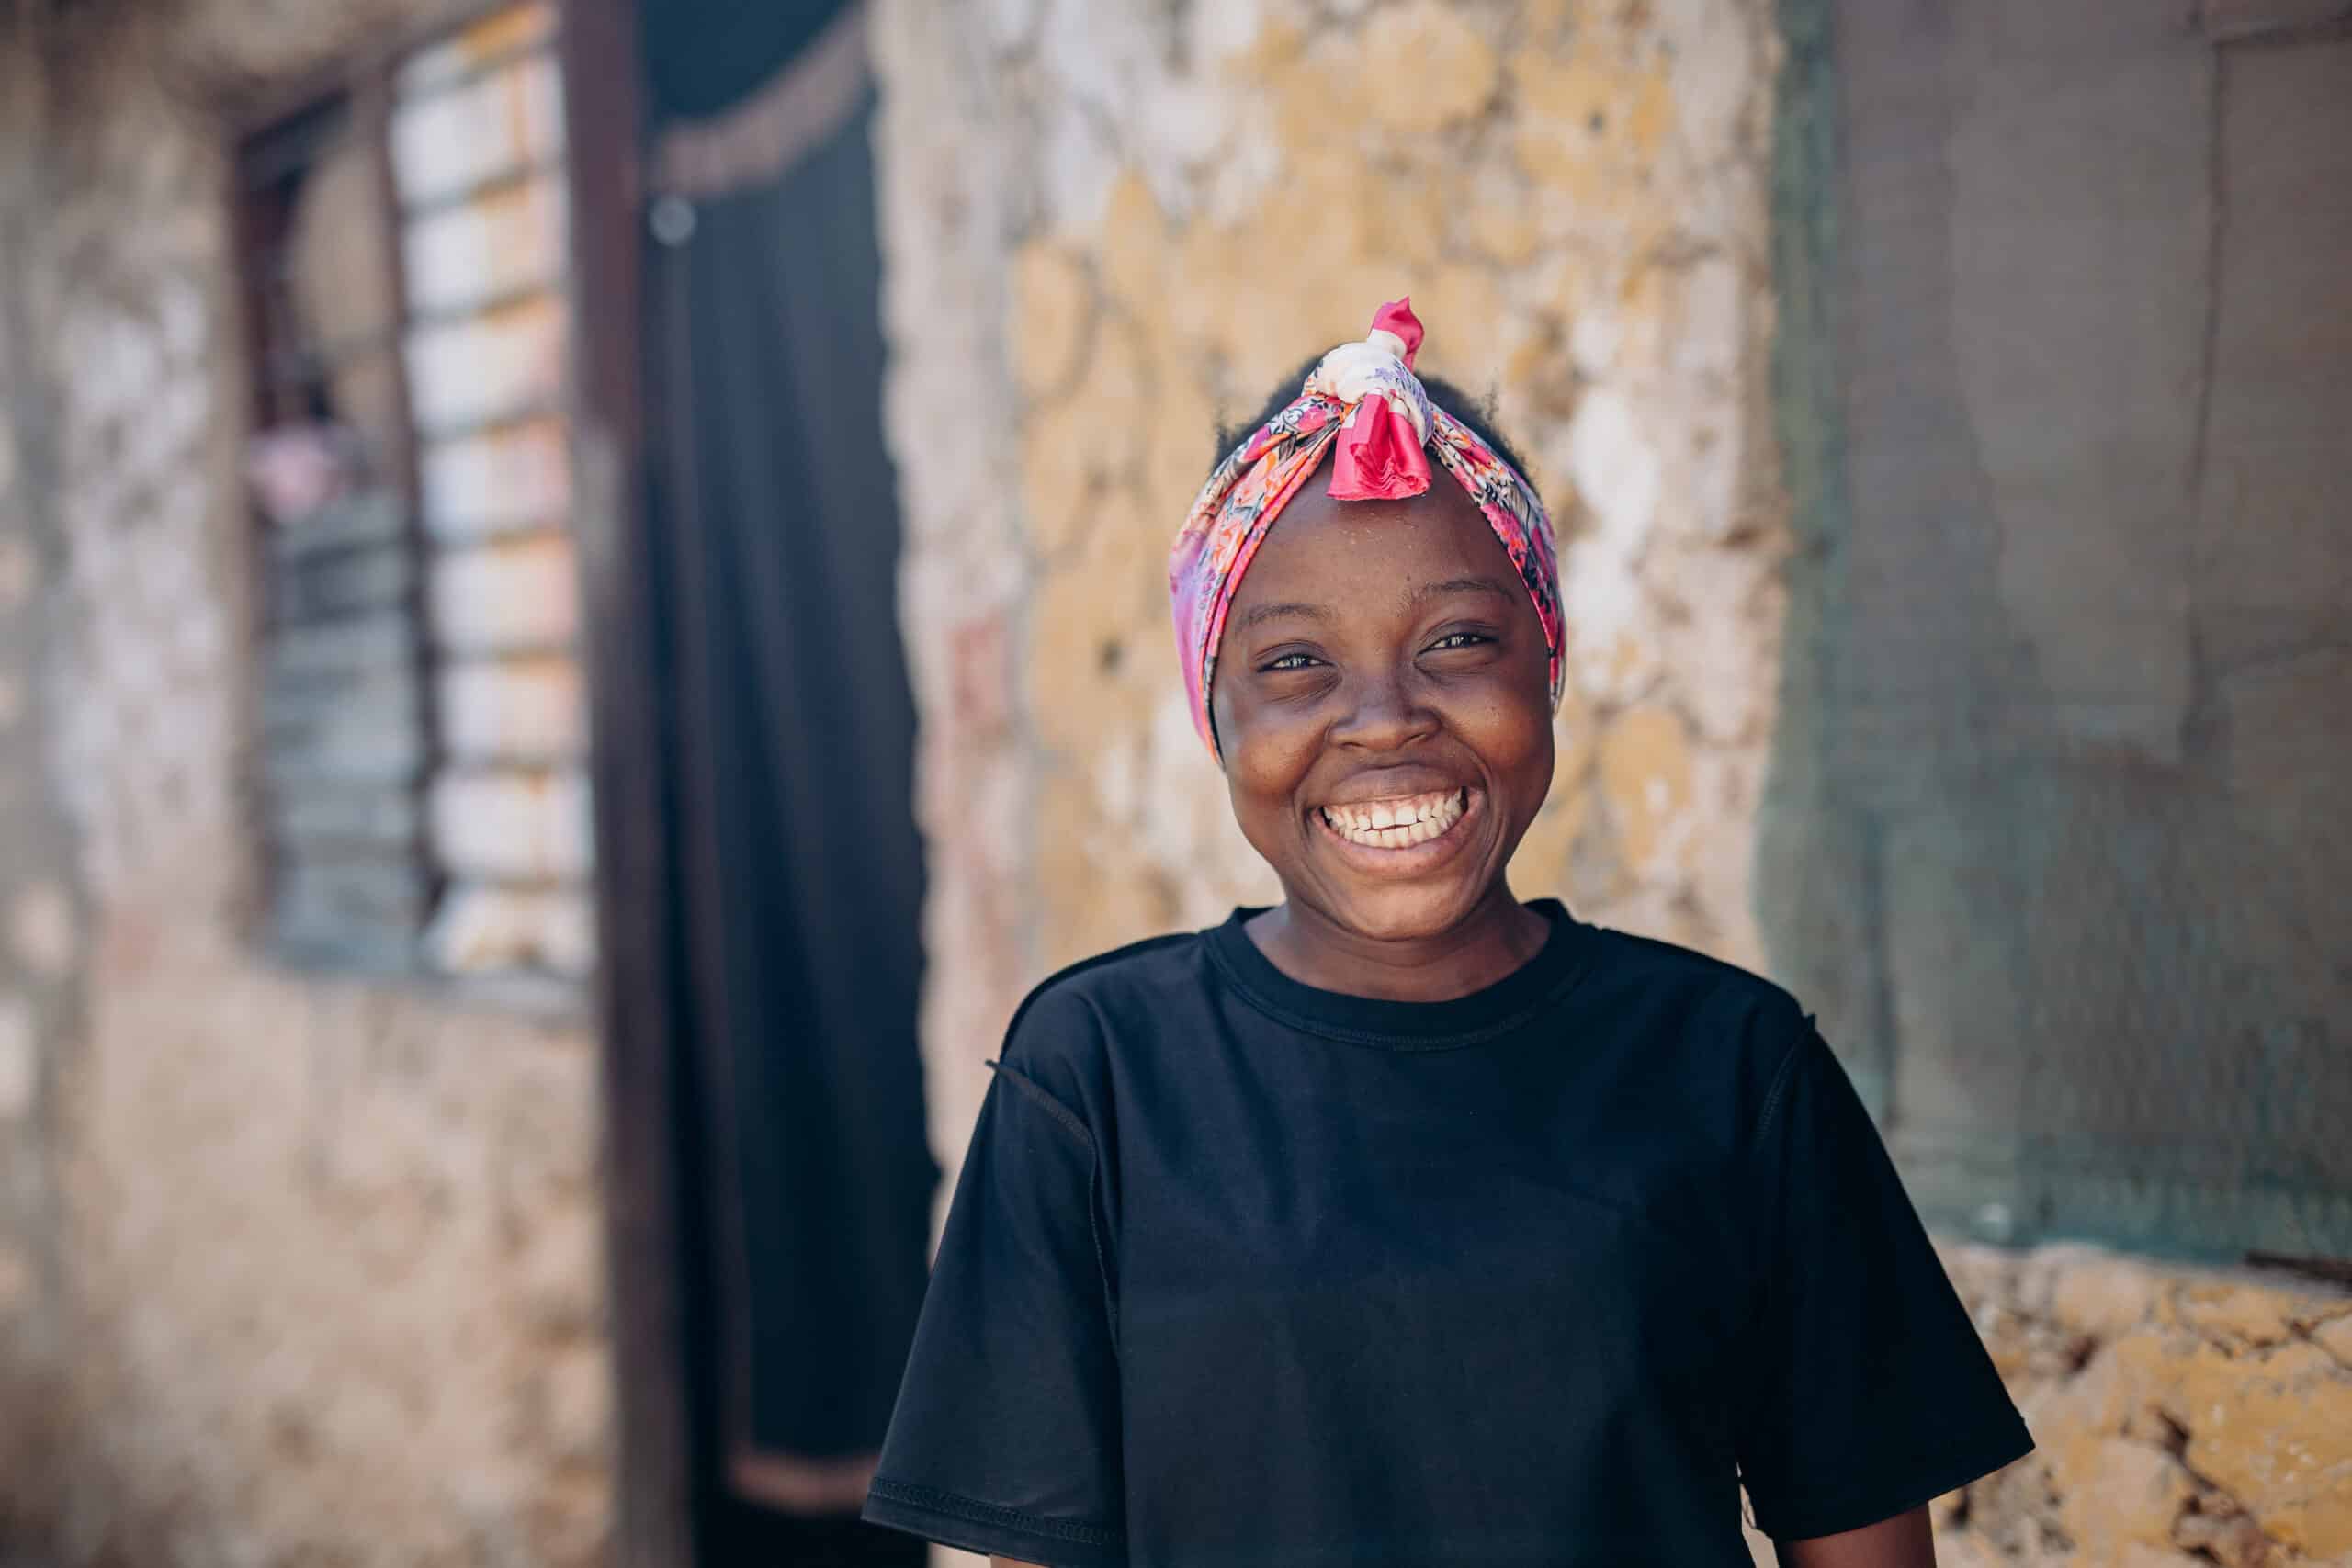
[862,1050,1125,1567]
[1733,1019,2034,1541]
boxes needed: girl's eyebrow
[1409,575,1514,606]
[1238,600,1333,629]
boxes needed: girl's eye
[1426,631,1489,652]
[1263,652,1318,671]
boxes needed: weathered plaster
[0,7,611,1563]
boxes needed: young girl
[862,302,2030,1567]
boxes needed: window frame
[222,0,591,1006]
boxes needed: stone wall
[1939,1243,2352,1568]
[0,5,610,1563]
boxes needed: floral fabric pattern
[1167,310,1564,760]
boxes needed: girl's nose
[1330,668,1439,752]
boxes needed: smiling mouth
[1315,788,1472,851]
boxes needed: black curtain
[644,64,933,1566]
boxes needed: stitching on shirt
[1087,1160,1120,1351]
[1070,989,1125,1353]
[1000,931,1199,1048]
[1204,936,1595,1051]
[1753,1028,1809,1146]
[1735,1021,1817,1355]
[983,1060,1122,1350]
[986,1059,1096,1149]
[865,1478,1126,1547]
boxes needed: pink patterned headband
[1167,299,1565,760]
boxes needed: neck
[1248,880,1552,1002]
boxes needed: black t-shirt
[864,901,2031,1566]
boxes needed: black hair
[1214,353,1536,479]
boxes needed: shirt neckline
[1203,897,1598,1051]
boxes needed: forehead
[1229,477,1514,606]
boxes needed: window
[234,3,593,991]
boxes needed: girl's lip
[1308,787,1482,876]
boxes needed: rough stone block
[402,172,567,319]
[1096,172,1166,314]
[1010,241,1093,400]
[436,657,584,762]
[2312,1313,2352,1370]
[419,416,572,540]
[406,288,566,442]
[2167,1339,2352,1556]
[424,880,594,977]
[2054,1437,2196,1557]
[2174,1504,2274,1568]
[2111,1547,2207,1568]
[1357,2,1498,135]
[2044,1249,2167,1341]
[2172,1278,2301,1351]
[1596,705,1694,876]
[426,768,592,883]
[398,0,554,89]
[390,51,566,209]
[427,535,580,654]
[403,291,568,437]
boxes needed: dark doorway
[582,2,935,1563]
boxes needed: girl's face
[1211,475,1555,945]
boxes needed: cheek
[1217,698,1320,818]
[1227,728,1317,813]
[1449,613,1555,780]
[1459,684,1555,800]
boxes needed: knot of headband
[1167,298,1566,759]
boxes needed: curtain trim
[653,1,869,201]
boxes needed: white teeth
[1319,790,1467,849]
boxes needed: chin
[1323,885,1491,944]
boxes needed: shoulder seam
[1012,930,1201,1021]
[1735,1022,1815,1348]
[1753,1024,1811,1149]
[993,930,1198,1068]
[1597,925,1797,995]
[984,1060,1094,1148]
